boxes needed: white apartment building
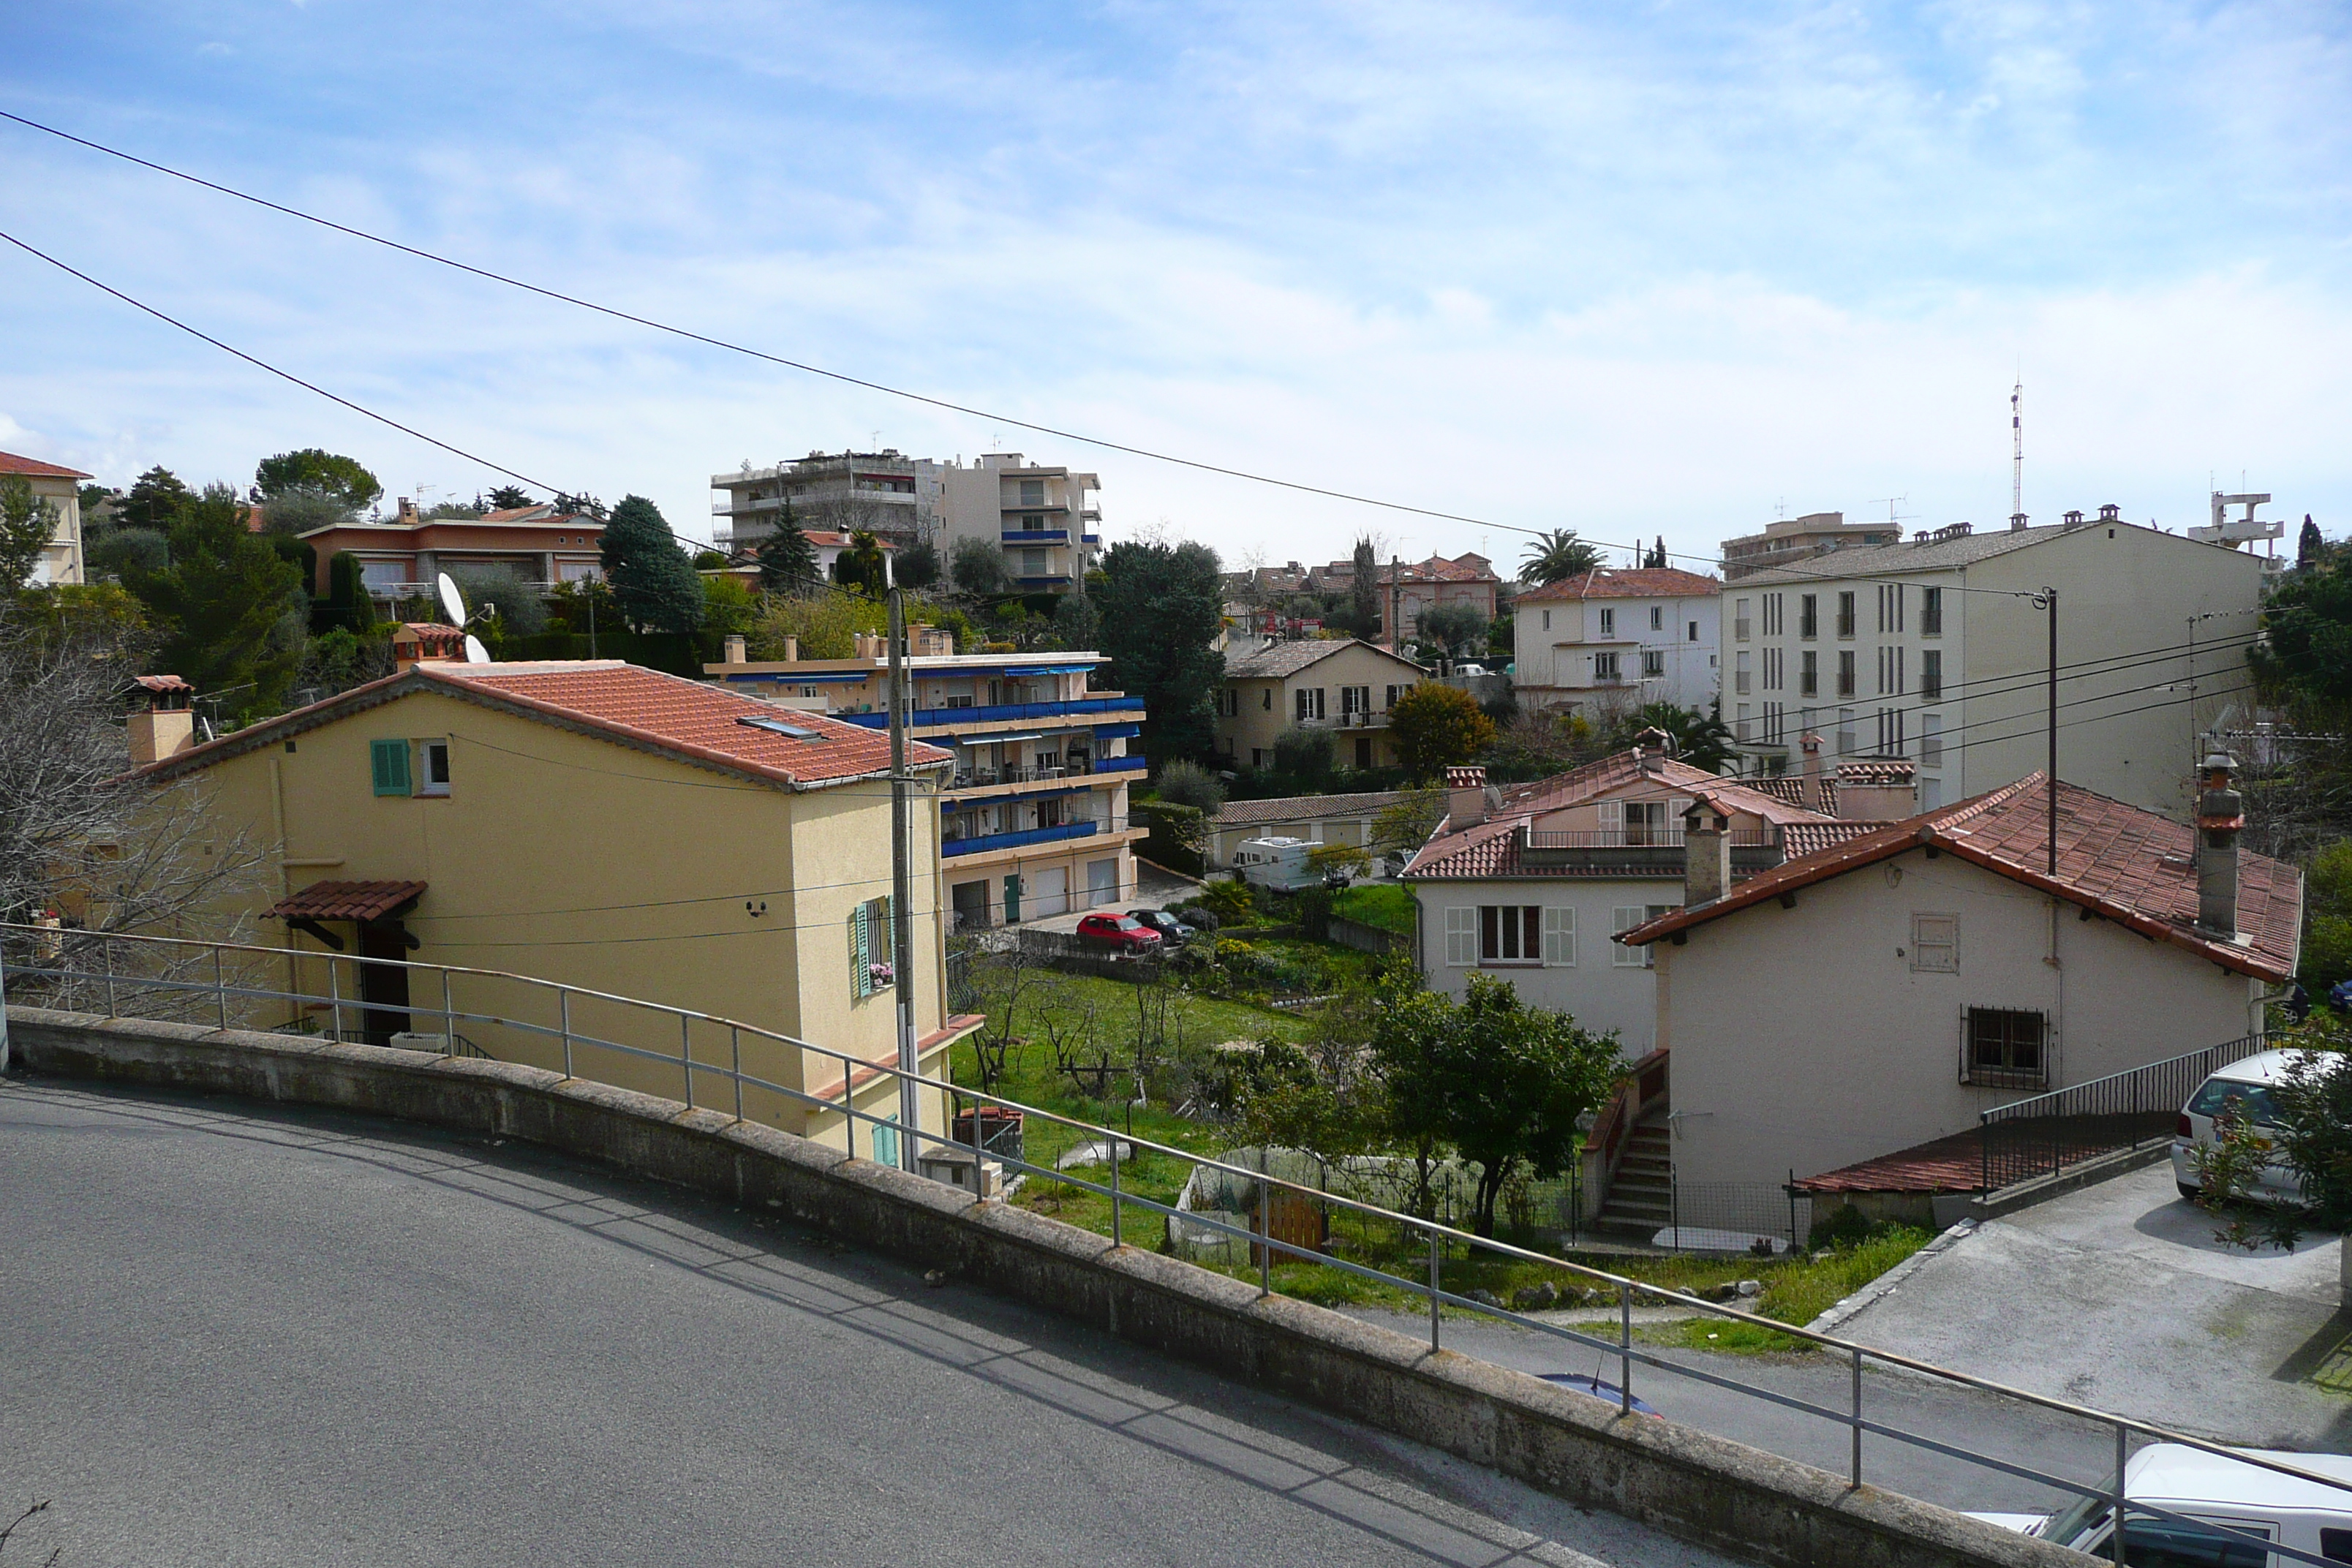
[711,451,941,549]
[1509,568,1721,718]
[935,453,1102,592]
[1725,510,2264,817]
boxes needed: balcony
[948,758,1135,788]
[942,820,1101,858]
[836,695,1147,730]
[1518,826,1783,874]
[1000,528,1070,543]
[1524,828,1774,851]
[1000,502,1070,514]
[1290,711,1390,731]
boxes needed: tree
[829,529,889,600]
[1521,529,1603,586]
[256,486,358,538]
[2300,840,2352,997]
[486,485,533,511]
[444,563,547,638]
[551,491,608,520]
[115,466,195,532]
[600,494,705,635]
[753,500,821,594]
[894,537,941,591]
[122,486,307,722]
[949,535,1012,598]
[1388,682,1496,777]
[2299,516,2325,572]
[1415,603,1489,658]
[1641,535,1667,569]
[1048,587,1100,651]
[1373,973,1620,1237]
[253,449,382,513]
[1153,758,1226,816]
[1347,535,1382,641]
[85,526,169,584]
[1371,785,1448,859]
[1271,724,1336,785]
[0,475,59,587]
[1097,539,1226,766]
[2250,549,2352,723]
[701,573,761,638]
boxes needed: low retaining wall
[5,1006,2080,1568]
[1327,913,1409,956]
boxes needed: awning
[963,733,1043,747]
[999,663,1097,676]
[265,880,427,924]
[1093,723,1142,739]
[943,785,1090,813]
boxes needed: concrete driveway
[1835,1163,2352,1447]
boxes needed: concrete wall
[1414,874,1676,1051]
[1659,845,2264,1187]
[4,1006,2085,1568]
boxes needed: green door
[1003,873,1022,924]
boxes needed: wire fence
[1979,1033,2269,1194]
[4,922,2349,1567]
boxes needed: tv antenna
[436,572,494,663]
[1869,495,1912,527]
[2010,379,2026,527]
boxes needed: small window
[1479,904,1541,964]
[1262,688,1272,710]
[1836,590,1856,638]
[370,737,412,797]
[850,895,895,998]
[1687,620,1698,641]
[1964,1008,2046,1088]
[1599,607,1615,637]
[1542,610,1551,630]
[1594,652,1620,680]
[2324,1524,2352,1562]
[1798,594,1817,639]
[415,739,452,797]
[1642,649,1664,678]
[1921,587,1943,637]
[1648,606,1662,630]
[1910,913,1958,973]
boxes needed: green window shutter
[370,738,412,797]
[850,906,870,999]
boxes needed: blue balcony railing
[1000,529,1069,543]
[941,821,1101,857]
[837,696,1145,730]
[1094,754,1147,773]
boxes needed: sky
[1,1,2347,575]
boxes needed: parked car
[1126,909,1195,943]
[1537,1372,1659,1417]
[1970,1442,2352,1562]
[2170,1049,2323,1205]
[2332,977,2352,1012]
[1074,913,1164,955]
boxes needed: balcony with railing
[1000,528,1070,543]
[836,694,1146,731]
[1289,709,1391,731]
[941,820,1103,858]
[1517,824,1784,874]
[947,754,1142,791]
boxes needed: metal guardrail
[4,923,2348,1567]
[1979,1033,2270,1195]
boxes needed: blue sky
[1,1,2346,571]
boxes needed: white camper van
[1972,1443,2352,1564]
[1231,836,1325,893]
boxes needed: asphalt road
[0,1076,1740,1568]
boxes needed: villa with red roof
[1512,568,1722,719]
[125,646,981,1157]
[0,448,93,587]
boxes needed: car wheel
[2176,1182,2201,1202]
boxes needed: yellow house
[2,449,90,586]
[1215,638,1429,772]
[132,652,977,1156]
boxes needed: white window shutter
[1542,907,1575,967]
[1597,799,1623,834]
[1667,796,1690,824]
[1444,907,1477,967]
[1612,905,1646,967]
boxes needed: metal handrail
[6,920,2348,1566]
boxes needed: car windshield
[2187,1079,2281,1126]
[2040,1483,2110,1549]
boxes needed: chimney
[723,633,748,666]
[391,622,465,671]
[782,636,799,663]
[1681,793,1732,908]
[2195,752,2243,940]
[2009,512,2030,532]
[127,675,196,765]
[1631,725,1676,762]
[396,496,418,524]
[1798,731,1827,812]
[1833,759,1918,822]
[2063,509,2087,530]
[2098,503,2121,523]
[1444,766,1488,829]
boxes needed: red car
[1074,913,1164,954]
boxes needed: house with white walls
[1510,568,1722,719]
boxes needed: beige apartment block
[2,450,90,587]
[1725,512,2264,818]
[1214,638,1431,772]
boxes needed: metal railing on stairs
[3,921,2347,1567]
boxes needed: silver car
[2170,1049,2325,1205]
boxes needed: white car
[1972,1442,2352,1562]
[2170,1049,2324,1205]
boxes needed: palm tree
[1520,528,1604,586]
[1627,701,1735,774]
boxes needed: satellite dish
[437,571,467,627]
[464,634,491,664]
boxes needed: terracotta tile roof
[1744,776,1837,813]
[1792,1130,1988,1194]
[1517,568,1722,602]
[1621,773,2303,981]
[1779,821,1882,859]
[1836,758,1915,784]
[1224,638,1423,679]
[130,674,192,695]
[0,450,94,480]
[135,660,951,794]
[266,880,429,923]
[1215,790,1403,827]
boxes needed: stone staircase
[1596,1110,1673,1235]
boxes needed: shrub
[1198,877,1254,922]
[1154,759,1226,815]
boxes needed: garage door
[1086,859,1119,907]
[1026,865,1069,919]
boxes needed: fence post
[214,945,228,1031]
[326,956,341,1041]
[680,1012,693,1109]
[1670,1170,1680,1250]
[968,1088,987,1203]
[1258,1169,1273,1297]
[1618,1281,1633,1416]
[2111,1422,2127,1566]
[442,968,456,1055]
[559,988,573,1078]
[731,1025,743,1123]
[102,935,118,1019]
[1109,1132,1122,1248]
[1850,1346,1864,1488]
[1428,1227,1441,1352]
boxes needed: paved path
[0,1077,1738,1568]
[1836,1164,2352,1449]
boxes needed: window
[1763,647,1782,690]
[1384,684,1403,708]
[1733,599,1751,641]
[1920,587,1942,636]
[415,739,451,797]
[1649,606,1663,630]
[1921,649,1942,701]
[1444,907,1477,966]
[1735,650,1752,695]
[1836,706,1855,754]
[1599,606,1616,637]
[1479,905,1542,964]
[1876,583,1906,633]
[1800,650,1819,696]
[849,895,896,998]
[1251,748,1265,768]
[1910,913,1959,973]
[1018,478,1045,505]
[1836,591,1856,638]
[1876,706,1907,755]
[1623,800,1670,844]
[1542,610,1551,630]
[1763,701,1784,746]
[1798,594,1818,639]
[1643,649,1664,678]
[1836,649,1856,697]
[1688,620,1699,642]
[358,561,411,591]
[1295,687,1326,720]
[1341,685,1371,715]
[1021,548,1047,576]
[1735,703,1751,742]
[1921,712,1943,766]
[1612,905,1676,968]
[1594,652,1621,680]
[1763,594,1783,636]
[1965,1007,2044,1087]
[1542,907,1575,967]
[370,738,412,796]
[1262,688,1273,710]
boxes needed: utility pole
[2036,587,2059,875]
[886,558,921,1172]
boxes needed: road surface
[0,1075,1738,1568]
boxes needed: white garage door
[1026,865,1069,919]
[1086,859,1119,907]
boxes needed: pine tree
[754,500,821,592]
[2299,515,2324,572]
[124,485,306,720]
[600,494,705,634]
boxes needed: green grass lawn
[1332,883,1416,936]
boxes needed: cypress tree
[600,494,705,635]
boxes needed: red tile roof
[1792,1129,1989,1194]
[1836,759,1915,784]
[131,674,192,694]
[1620,773,2302,981]
[265,880,429,923]
[1517,568,1722,602]
[136,660,951,793]
[0,450,94,480]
